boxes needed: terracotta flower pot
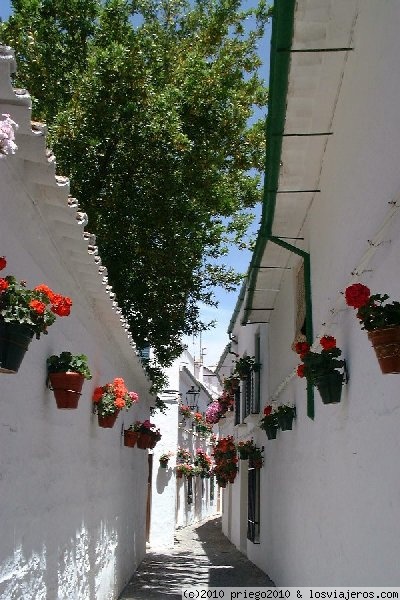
[48,372,85,409]
[98,412,118,428]
[124,430,139,447]
[368,326,400,374]
[0,322,34,374]
[137,432,152,449]
[316,371,343,404]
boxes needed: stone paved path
[119,516,274,599]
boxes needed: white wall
[220,0,400,586]
[0,50,154,599]
[149,397,179,548]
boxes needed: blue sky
[0,1,271,368]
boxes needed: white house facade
[148,349,220,548]
[0,47,155,599]
[216,0,400,587]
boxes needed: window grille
[234,387,241,425]
[247,465,260,543]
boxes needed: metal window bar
[234,387,241,426]
[247,466,260,543]
[210,475,215,503]
[243,373,254,419]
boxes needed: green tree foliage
[1,0,270,371]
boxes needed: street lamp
[185,385,200,411]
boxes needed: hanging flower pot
[345,284,400,374]
[264,424,278,440]
[367,326,400,374]
[316,371,343,404]
[260,406,279,439]
[48,372,85,409]
[124,430,139,447]
[0,257,73,374]
[276,406,296,431]
[47,352,92,409]
[137,432,152,449]
[0,322,34,373]
[159,459,169,468]
[93,378,138,427]
[98,412,118,428]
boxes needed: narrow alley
[119,516,274,599]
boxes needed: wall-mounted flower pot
[264,424,278,440]
[368,326,400,374]
[124,430,139,447]
[316,372,343,404]
[277,411,295,431]
[98,413,118,428]
[137,432,152,449]
[0,322,34,374]
[159,460,168,468]
[48,372,84,409]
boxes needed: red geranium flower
[29,299,46,314]
[297,364,306,378]
[263,405,272,416]
[0,278,9,293]
[51,294,72,316]
[345,283,370,309]
[0,256,6,271]
[92,387,104,403]
[320,335,336,350]
[114,397,126,410]
[294,341,310,355]
[34,284,55,302]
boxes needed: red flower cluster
[29,299,46,315]
[93,377,138,416]
[213,436,238,487]
[0,257,6,271]
[263,405,272,416]
[345,283,371,309]
[320,335,336,350]
[0,278,9,293]
[296,364,305,378]
[294,341,310,356]
[34,285,72,316]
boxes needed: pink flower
[128,391,139,403]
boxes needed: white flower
[0,114,18,157]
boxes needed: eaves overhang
[237,0,358,329]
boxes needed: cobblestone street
[119,516,274,599]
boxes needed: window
[292,259,307,348]
[254,333,261,414]
[247,464,260,543]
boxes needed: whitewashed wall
[148,397,179,548]
[175,426,217,528]
[220,0,400,587]
[0,50,154,599]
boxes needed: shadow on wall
[0,519,139,599]
[156,466,173,494]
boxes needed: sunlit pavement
[119,516,274,599]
